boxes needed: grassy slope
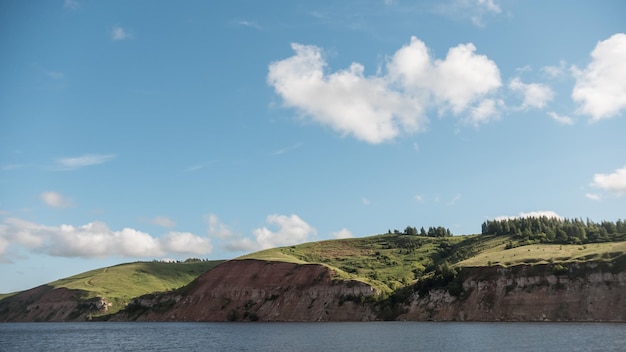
[458,241,626,267]
[240,233,508,293]
[48,260,224,314]
[0,292,17,300]
[241,233,626,293]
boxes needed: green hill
[240,221,626,295]
[45,260,223,315]
[240,233,510,293]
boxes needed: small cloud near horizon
[40,191,73,208]
[54,154,116,170]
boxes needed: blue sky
[1,0,625,293]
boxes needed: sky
[1,0,625,293]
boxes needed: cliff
[3,257,626,322]
[400,261,626,322]
[0,285,111,322]
[114,259,379,321]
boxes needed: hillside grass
[241,233,626,294]
[0,292,17,300]
[49,260,224,314]
[458,240,626,267]
[240,233,509,293]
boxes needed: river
[1,321,624,351]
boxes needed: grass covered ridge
[240,234,509,293]
[48,260,224,314]
[240,232,626,294]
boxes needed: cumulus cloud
[205,214,259,253]
[331,228,354,239]
[111,26,132,41]
[429,43,501,114]
[0,218,212,261]
[40,191,73,208]
[509,77,554,110]
[206,213,236,239]
[547,112,574,125]
[572,33,626,121]
[160,232,213,255]
[55,154,115,170]
[268,37,501,143]
[268,43,425,144]
[467,98,503,125]
[252,214,316,250]
[591,165,626,196]
[495,210,561,221]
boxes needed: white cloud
[542,60,567,79]
[111,26,132,41]
[204,214,259,253]
[414,194,424,202]
[160,232,213,255]
[477,0,501,13]
[585,193,601,201]
[332,228,354,239]
[467,98,503,126]
[252,214,316,250]
[236,20,261,29]
[509,77,554,110]
[495,210,562,221]
[0,218,212,260]
[223,237,259,252]
[151,216,176,228]
[268,43,425,144]
[591,165,626,196]
[362,197,371,205]
[64,0,79,10]
[429,43,501,114]
[547,112,574,125]
[40,191,72,208]
[55,154,115,170]
[434,0,502,27]
[206,213,236,239]
[572,33,626,121]
[268,37,501,144]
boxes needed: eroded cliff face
[0,285,111,322]
[4,260,625,322]
[115,259,379,322]
[400,263,626,322]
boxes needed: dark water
[0,322,624,352]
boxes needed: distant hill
[115,231,626,322]
[2,217,625,322]
[240,232,626,293]
[0,260,224,321]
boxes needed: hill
[3,217,625,322]
[239,233,507,294]
[0,259,224,321]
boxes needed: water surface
[1,322,624,352]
